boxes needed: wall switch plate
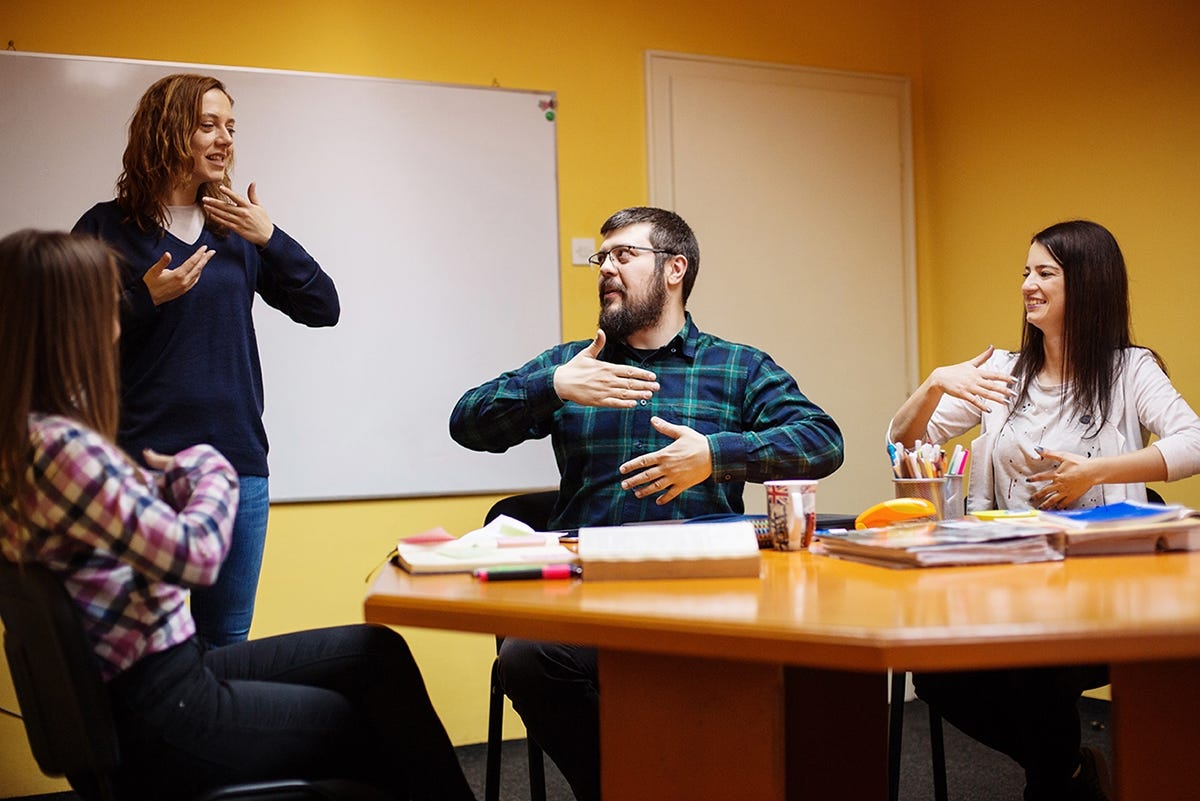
[571,237,595,266]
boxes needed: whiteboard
[0,51,562,501]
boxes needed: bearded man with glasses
[450,206,843,801]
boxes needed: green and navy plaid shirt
[450,314,844,530]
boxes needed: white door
[647,51,918,516]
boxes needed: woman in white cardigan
[889,219,1200,801]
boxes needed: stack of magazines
[1039,501,1200,556]
[815,501,1200,568]
[814,519,1066,568]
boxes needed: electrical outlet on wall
[571,237,595,266]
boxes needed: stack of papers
[815,519,1066,569]
[1038,501,1200,556]
[394,515,578,575]
[577,521,761,581]
[818,501,1200,568]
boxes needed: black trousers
[914,665,1109,801]
[496,638,600,801]
[107,624,476,801]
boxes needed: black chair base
[483,493,557,801]
[889,670,948,801]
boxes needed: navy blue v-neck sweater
[74,201,339,476]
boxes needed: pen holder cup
[893,477,946,520]
[943,474,964,519]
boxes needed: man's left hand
[619,416,713,505]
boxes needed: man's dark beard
[598,270,667,343]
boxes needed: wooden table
[364,550,1200,800]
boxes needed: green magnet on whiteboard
[545,110,555,121]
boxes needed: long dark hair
[0,230,121,515]
[1011,220,1146,434]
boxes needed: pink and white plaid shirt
[1,414,238,680]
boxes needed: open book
[1037,501,1200,556]
[814,519,1066,569]
[577,521,761,580]
[394,516,578,575]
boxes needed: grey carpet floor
[5,698,1112,801]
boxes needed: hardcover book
[577,521,761,581]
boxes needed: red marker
[474,564,582,582]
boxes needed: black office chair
[888,671,948,801]
[482,491,558,801]
[0,558,389,801]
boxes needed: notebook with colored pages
[394,539,578,575]
[393,517,578,575]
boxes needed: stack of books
[816,501,1200,569]
[815,519,1066,568]
[1039,501,1200,556]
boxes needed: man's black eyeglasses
[586,244,674,267]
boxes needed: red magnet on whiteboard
[539,98,556,121]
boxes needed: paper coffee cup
[765,479,818,550]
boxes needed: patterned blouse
[1,414,237,680]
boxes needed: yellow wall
[2,0,1198,795]
[916,0,1200,487]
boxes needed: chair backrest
[484,491,559,531]
[1,559,393,801]
[0,559,120,789]
[484,491,559,658]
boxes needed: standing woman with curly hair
[73,74,340,645]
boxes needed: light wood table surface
[365,549,1200,800]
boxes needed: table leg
[1109,658,1200,801]
[599,650,784,801]
[598,650,887,801]
[785,665,889,799]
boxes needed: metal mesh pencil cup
[893,477,946,520]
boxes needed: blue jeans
[191,475,268,646]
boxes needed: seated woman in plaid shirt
[0,230,475,801]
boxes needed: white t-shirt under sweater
[165,204,204,244]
